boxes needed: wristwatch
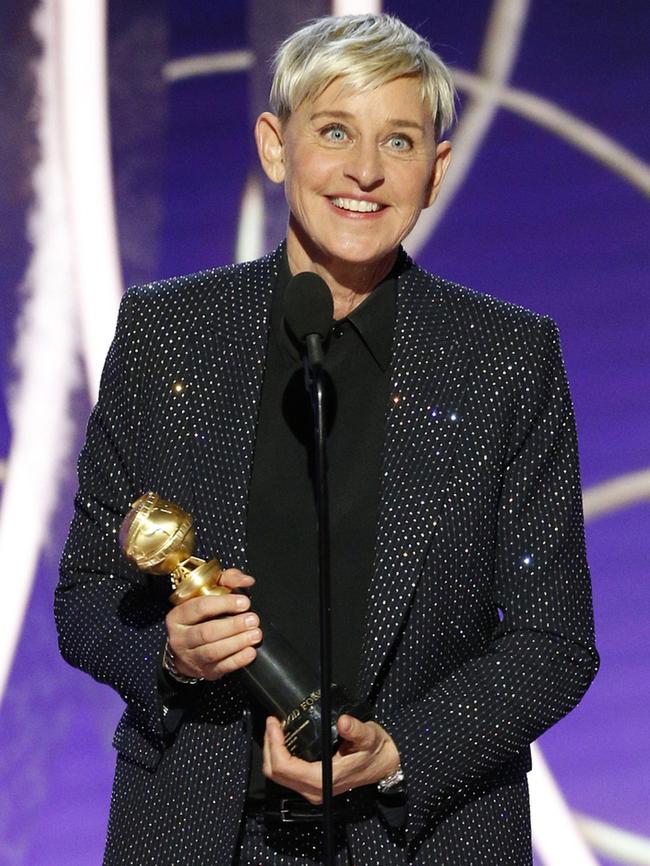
[163,640,204,685]
[377,765,405,793]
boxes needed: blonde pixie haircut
[270,14,457,140]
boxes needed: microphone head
[284,272,333,343]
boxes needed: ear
[425,140,452,208]
[255,112,286,184]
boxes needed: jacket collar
[273,247,397,372]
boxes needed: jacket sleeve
[55,289,173,748]
[378,318,599,842]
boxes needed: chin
[322,241,395,268]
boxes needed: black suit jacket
[56,245,598,865]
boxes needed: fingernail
[340,716,351,732]
[235,596,249,609]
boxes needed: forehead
[293,75,433,127]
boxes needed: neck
[286,226,397,320]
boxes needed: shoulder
[405,262,550,333]
[399,262,566,414]
[121,249,280,320]
[110,249,282,357]
[405,261,557,353]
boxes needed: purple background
[0,1,648,863]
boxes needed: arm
[259,319,597,827]
[55,291,260,746]
[55,290,171,742]
[377,318,599,839]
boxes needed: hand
[164,569,261,680]
[262,714,401,804]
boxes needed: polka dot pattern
[55,244,598,864]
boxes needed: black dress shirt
[245,252,397,799]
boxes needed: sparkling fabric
[55,243,598,865]
[235,816,350,865]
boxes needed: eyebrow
[309,109,425,132]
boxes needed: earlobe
[425,140,452,208]
[255,112,286,184]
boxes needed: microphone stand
[303,333,335,866]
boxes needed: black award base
[242,620,371,761]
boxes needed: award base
[243,623,371,760]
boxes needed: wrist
[373,724,403,791]
[163,640,204,685]
[377,763,404,793]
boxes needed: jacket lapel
[358,263,473,700]
[189,248,281,568]
[186,248,473,701]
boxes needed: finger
[219,568,255,590]
[184,611,260,650]
[266,716,287,752]
[262,716,286,779]
[193,627,262,667]
[207,644,257,680]
[262,717,297,784]
[337,715,375,750]
[262,722,273,778]
[264,718,323,803]
[169,623,260,680]
[167,592,251,627]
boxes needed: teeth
[330,197,381,213]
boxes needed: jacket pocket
[112,711,165,770]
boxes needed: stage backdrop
[0,1,648,864]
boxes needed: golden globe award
[120,492,369,760]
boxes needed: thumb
[337,714,371,746]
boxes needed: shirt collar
[275,249,400,372]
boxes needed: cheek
[283,168,305,211]
[285,166,329,216]
[395,165,434,206]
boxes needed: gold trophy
[120,492,370,761]
[119,492,227,605]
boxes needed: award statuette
[120,492,370,761]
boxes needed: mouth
[329,196,385,214]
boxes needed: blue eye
[323,125,347,142]
[388,135,412,150]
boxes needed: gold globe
[120,492,226,602]
[119,492,195,575]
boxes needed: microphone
[284,272,333,366]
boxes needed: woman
[56,14,598,865]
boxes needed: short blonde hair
[270,14,457,140]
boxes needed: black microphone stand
[303,333,335,866]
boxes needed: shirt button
[332,324,345,339]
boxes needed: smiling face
[256,75,451,286]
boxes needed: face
[256,76,451,277]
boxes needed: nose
[343,140,384,191]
